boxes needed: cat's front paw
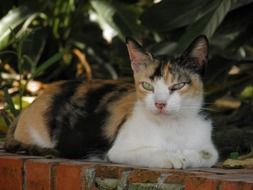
[166,153,188,169]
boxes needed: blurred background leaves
[1,0,253,159]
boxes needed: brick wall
[0,151,252,190]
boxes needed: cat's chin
[152,109,171,116]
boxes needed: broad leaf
[226,25,253,55]
[90,0,143,40]
[175,0,237,53]
[231,0,253,10]
[140,0,216,32]
[0,6,32,50]
[215,2,253,35]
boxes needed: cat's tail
[4,118,21,153]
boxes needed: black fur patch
[149,55,203,82]
[46,80,82,138]
[46,81,129,158]
[150,56,172,80]
[177,57,206,76]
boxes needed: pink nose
[155,102,166,110]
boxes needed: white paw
[167,152,188,169]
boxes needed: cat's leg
[107,146,186,168]
[108,145,218,169]
[174,146,219,168]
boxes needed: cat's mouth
[154,109,170,115]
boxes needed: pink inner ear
[128,47,139,64]
[190,39,208,66]
[131,62,142,72]
[191,41,207,58]
[126,41,150,72]
[129,52,146,72]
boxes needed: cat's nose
[155,102,167,110]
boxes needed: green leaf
[12,96,35,110]
[229,152,239,160]
[3,88,19,117]
[32,51,65,78]
[141,0,212,32]
[215,3,253,36]
[0,6,32,50]
[0,115,8,132]
[232,0,253,10]
[90,0,142,40]
[240,86,253,99]
[21,28,48,68]
[113,2,143,39]
[23,55,36,74]
[175,0,237,53]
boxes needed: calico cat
[4,35,218,168]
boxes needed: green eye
[142,82,154,91]
[170,82,189,91]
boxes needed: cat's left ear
[126,37,153,73]
[181,35,208,74]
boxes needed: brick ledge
[0,151,252,190]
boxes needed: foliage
[1,0,253,157]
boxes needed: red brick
[158,169,210,185]
[25,159,61,190]
[54,161,95,190]
[184,176,219,190]
[221,182,241,190]
[241,183,253,190]
[128,169,162,183]
[220,181,253,190]
[0,156,24,190]
[95,163,129,178]
[1,153,253,190]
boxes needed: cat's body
[5,36,218,168]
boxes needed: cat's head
[126,36,208,116]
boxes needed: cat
[4,35,218,168]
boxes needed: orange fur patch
[178,75,203,96]
[14,82,62,147]
[104,92,136,141]
[133,62,158,101]
[162,63,170,81]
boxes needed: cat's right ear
[181,35,208,74]
[126,37,152,73]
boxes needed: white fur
[107,78,218,168]
[29,127,55,148]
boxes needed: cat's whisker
[169,105,217,112]
[182,107,216,112]
[200,108,217,112]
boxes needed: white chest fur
[107,101,218,168]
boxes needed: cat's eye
[169,82,189,91]
[141,82,154,91]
